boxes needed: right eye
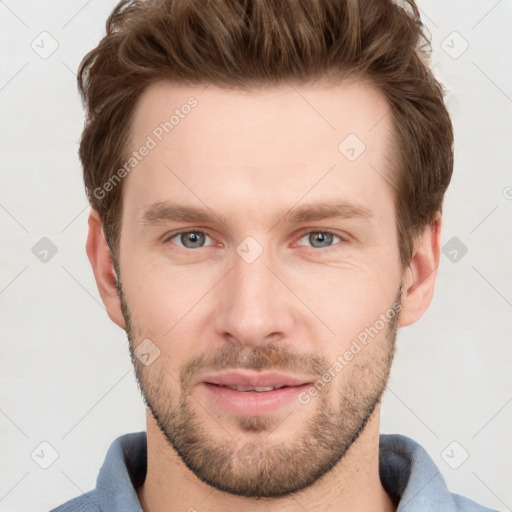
[164,230,215,249]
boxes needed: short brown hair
[78,0,453,269]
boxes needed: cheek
[294,261,398,342]
[120,255,218,352]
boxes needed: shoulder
[379,434,501,512]
[451,493,501,512]
[48,490,99,512]
[48,431,146,512]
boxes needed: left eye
[297,231,342,249]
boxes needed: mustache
[180,342,330,390]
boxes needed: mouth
[209,384,290,392]
[198,371,313,416]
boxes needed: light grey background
[1,1,511,511]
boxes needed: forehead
[130,80,390,151]
[123,80,394,226]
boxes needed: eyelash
[163,228,347,253]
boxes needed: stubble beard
[118,278,400,498]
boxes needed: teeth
[226,385,284,392]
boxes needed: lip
[198,371,313,416]
[200,370,311,388]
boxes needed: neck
[137,406,396,512]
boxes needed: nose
[214,246,295,348]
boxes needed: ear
[398,212,442,328]
[86,209,126,329]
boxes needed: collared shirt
[50,431,498,511]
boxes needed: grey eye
[174,231,210,249]
[300,231,340,249]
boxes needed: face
[115,80,405,497]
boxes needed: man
[52,0,497,510]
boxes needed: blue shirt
[50,432,498,511]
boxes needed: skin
[87,80,441,512]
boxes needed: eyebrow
[284,201,373,224]
[139,199,373,229]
